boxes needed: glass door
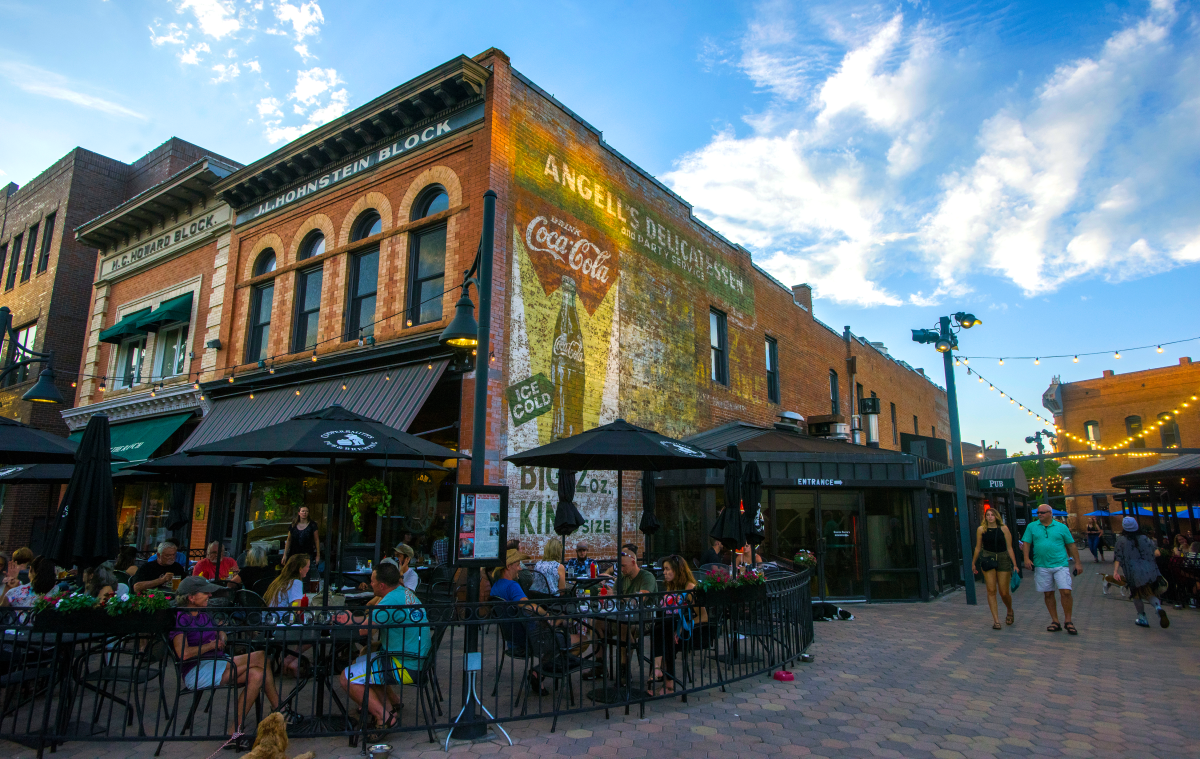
[772,490,865,600]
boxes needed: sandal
[1047,622,1062,632]
[1064,622,1078,635]
[1005,611,1014,626]
[992,622,1002,630]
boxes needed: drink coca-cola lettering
[526,215,611,285]
[550,276,585,440]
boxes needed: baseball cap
[176,576,223,596]
[505,548,531,566]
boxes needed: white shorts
[1034,566,1072,592]
[182,660,229,690]
[343,653,416,686]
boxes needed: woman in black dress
[282,506,320,578]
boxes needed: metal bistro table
[264,606,361,734]
[581,601,652,707]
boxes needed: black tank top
[289,521,318,556]
[981,527,1006,552]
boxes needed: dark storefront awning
[180,361,447,451]
[68,412,193,468]
[975,462,1029,495]
[98,308,151,344]
[132,292,192,332]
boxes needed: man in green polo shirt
[1022,503,1083,634]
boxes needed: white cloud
[275,1,324,40]
[246,59,261,73]
[290,67,340,106]
[211,63,240,83]
[259,67,348,143]
[148,22,186,46]
[179,42,210,65]
[294,43,313,61]
[257,97,283,118]
[174,0,242,39]
[0,62,146,120]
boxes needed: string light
[1114,351,1121,359]
[249,392,254,399]
[311,351,318,363]
[1157,345,1163,353]
[1073,355,1078,363]
[998,358,1004,366]
[295,389,301,396]
[959,333,1200,364]
[1034,358,1040,365]
[342,380,348,390]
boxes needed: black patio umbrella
[506,419,728,562]
[46,413,120,570]
[0,415,80,465]
[187,405,463,602]
[167,482,192,531]
[138,453,301,482]
[553,468,585,559]
[711,445,746,558]
[0,463,75,484]
[638,472,660,559]
[741,460,765,565]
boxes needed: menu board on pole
[452,485,508,567]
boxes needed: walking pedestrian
[1022,503,1083,634]
[1113,516,1169,628]
[1085,518,1102,563]
[971,506,1018,629]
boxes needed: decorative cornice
[61,384,204,431]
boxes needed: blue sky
[2,0,1198,455]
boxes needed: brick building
[72,49,957,601]
[1043,357,1200,531]
[0,139,236,550]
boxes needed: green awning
[68,412,193,467]
[133,292,193,332]
[98,308,151,344]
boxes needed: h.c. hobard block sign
[99,205,231,281]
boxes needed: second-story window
[1159,412,1180,448]
[765,336,779,403]
[709,309,728,385]
[1125,415,1144,449]
[829,370,839,415]
[21,224,38,282]
[890,402,898,445]
[1,323,37,387]
[36,213,55,273]
[119,335,146,388]
[347,211,381,340]
[247,250,276,363]
[1084,421,1100,446]
[154,323,189,379]
[408,186,449,326]
[292,233,325,353]
[0,243,7,286]
[6,234,22,290]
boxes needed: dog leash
[203,730,244,759]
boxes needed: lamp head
[1024,436,1036,444]
[439,289,479,348]
[954,312,981,328]
[911,328,940,345]
[21,367,65,404]
[934,338,954,353]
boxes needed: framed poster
[453,485,508,567]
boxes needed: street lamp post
[913,312,980,605]
[0,306,65,404]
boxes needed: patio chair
[487,596,541,705]
[523,619,598,732]
[72,632,170,737]
[349,623,449,746]
[155,632,261,757]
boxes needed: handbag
[979,554,998,572]
[1010,573,1021,592]
[672,602,695,641]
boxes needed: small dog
[1098,573,1129,598]
[238,712,315,759]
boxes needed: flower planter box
[694,583,767,609]
[32,608,176,636]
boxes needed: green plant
[263,480,303,516]
[696,565,765,592]
[347,478,392,532]
[104,590,171,616]
[792,549,817,569]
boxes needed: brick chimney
[1181,357,1191,365]
[792,283,812,314]
[1102,369,1115,378]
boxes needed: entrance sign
[453,484,508,567]
[796,478,843,486]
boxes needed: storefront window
[864,489,919,600]
[243,476,328,558]
[344,468,449,559]
[116,483,146,548]
[155,323,189,379]
[140,483,173,552]
[652,488,704,562]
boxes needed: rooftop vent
[774,411,806,434]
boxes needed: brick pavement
[5,568,1196,758]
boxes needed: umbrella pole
[616,470,622,566]
[323,457,335,606]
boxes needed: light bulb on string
[1034,358,1040,365]
[999,358,1004,366]
[1115,351,1121,359]
[1073,356,1078,362]
[1157,346,1163,353]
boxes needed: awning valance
[98,308,151,344]
[180,361,447,451]
[132,292,193,332]
[69,412,193,467]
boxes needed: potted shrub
[347,478,391,532]
[694,565,767,608]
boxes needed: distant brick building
[0,139,236,551]
[1043,357,1200,530]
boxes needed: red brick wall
[1054,357,1200,529]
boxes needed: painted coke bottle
[550,275,585,439]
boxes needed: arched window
[1125,415,1145,449]
[407,186,448,326]
[253,249,277,277]
[1084,421,1100,446]
[293,232,325,352]
[347,212,381,340]
[246,248,277,363]
[411,186,449,221]
[1158,412,1180,448]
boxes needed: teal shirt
[372,585,431,670]
[1021,520,1075,568]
